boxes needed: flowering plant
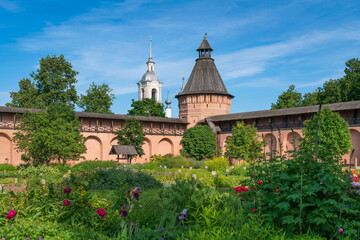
[6,210,17,221]
[63,187,71,195]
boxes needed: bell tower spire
[147,36,155,72]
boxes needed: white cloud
[0,0,22,12]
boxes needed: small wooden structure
[109,145,138,164]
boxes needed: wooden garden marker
[40,173,43,176]
[205,166,208,170]
[181,166,184,168]
[63,175,67,179]
[226,169,229,173]
[212,171,216,176]
[4,170,6,173]
[189,167,192,170]
[243,167,247,170]
[14,178,18,184]
[41,179,46,185]
[192,174,197,179]
[18,170,20,174]
[178,169,181,173]
[160,165,162,168]
[231,166,234,169]
[164,166,167,169]
[68,170,71,173]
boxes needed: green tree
[300,107,352,162]
[78,82,115,113]
[12,103,86,165]
[271,85,302,109]
[6,78,38,108]
[180,125,216,160]
[7,55,78,109]
[225,121,263,162]
[128,98,165,117]
[115,118,144,163]
[301,91,319,106]
[318,79,342,104]
[340,58,360,102]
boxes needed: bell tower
[137,37,163,103]
[175,34,233,127]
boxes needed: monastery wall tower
[176,34,233,127]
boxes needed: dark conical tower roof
[176,34,233,98]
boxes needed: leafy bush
[18,165,60,179]
[204,157,229,172]
[72,168,162,190]
[71,161,117,172]
[0,164,16,171]
[193,160,205,169]
[150,154,164,163]
[230,166,247,176]
[213,175,232,188]
[156,155,196,169]
[180,125,217,160]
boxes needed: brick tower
[176,34,233,127]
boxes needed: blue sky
[1,0,360,117]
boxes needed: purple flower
[39,238,42,240]
[160,228,164,231]
[178,209,188,222]
[119,204,128,217]
[338,228,343,234]
[63,187,71,195]
[132,187,141,200]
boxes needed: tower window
[152,89,157,101]
[141,89,145,99]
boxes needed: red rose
[252,208,256,212]
[63,200,70,206]
[96,208,106,217]
[6,210,17,221]
[64,187,72,195]
[257,181,263,185]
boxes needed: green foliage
[229,166,247,176]
[271,85,303,109]
[155,154,196,168]
[7,55,78,109]
[69,168,162,190]
[115,118,145,162]
[272,58,360,108]
[0,164,16,171]
[301,107,352,161]
[78,82,115,114]
[240,113,360,238]
[12,103,86,165]
[71,161,117,172]
[225,121,263,162]
[213,174,232,188]
[6,78,38,108]
[128,98,165,117]
[150,154,164,163]
[204,157,228,172]
[180,125,216,160]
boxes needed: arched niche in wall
[84,136,103,161]
[350,129,360,166]
[0,133,12,164]
[286,132,302,154]
[157,138,174,156]
[142,137,152,162]
[264,133,277,158]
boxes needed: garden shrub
[230,166,247,176]
[213,175,232,188]
[156,155,195,169]
[0,164,16,171]
[71,160,117,172]
[74,168,162,190]
[180,125,217,160]
[150,154,164,163]
[193,160,205,169]
[204,157,228,172]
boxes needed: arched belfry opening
[152,89,157,101]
